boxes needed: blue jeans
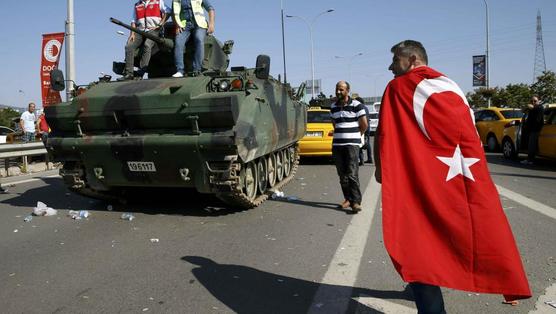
[174,27,206,73]
[409,283,446,314]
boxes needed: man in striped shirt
[330,81,368,213]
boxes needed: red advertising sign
[41,32,65,106]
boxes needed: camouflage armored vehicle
[46,18,307,209]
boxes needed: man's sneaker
[117,73,133,81]
[136,68,147,78]
[351,203,362,213]
[520,160,533,165]
[188,71,201,77]
[365,160,373,164]
[338,199,350,209]
[172,72,184,78]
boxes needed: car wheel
[502,138,517,159]
[487,135,498,152]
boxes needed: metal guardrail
[0,142,49,172]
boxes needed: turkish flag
[378,66,531,301]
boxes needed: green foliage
[467,70,555,108]
[531,71,556,104]
[0,108,21,129]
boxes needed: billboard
[305,79,322,95]
[472,55,486,87]
[41,32,65,106]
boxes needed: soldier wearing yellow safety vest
[172,0,215,78]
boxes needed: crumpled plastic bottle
[68,210,90,220]
[120,213,135,221]
[23,215,33,222]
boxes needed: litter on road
[33,201,57,216]
[121,213,135,221]
[68,210,90,220]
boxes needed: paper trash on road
[150,238,159,243]
[33,201,57,216]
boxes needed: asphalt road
[0,151,555,314]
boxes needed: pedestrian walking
[521,96,544,165]
[374,40,531,313]
[331,81,368,213]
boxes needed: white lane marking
[529,283,556,313]
[355,296,417,314]
[5,174,59,186]
[308,177,411,313]
[496,185,556,220]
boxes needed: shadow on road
[181,256,414,314]
[2,177,248,217]
[269,197,354,214]
[485,153,556,173]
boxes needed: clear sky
[1,0,554,108]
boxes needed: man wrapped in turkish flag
[375,40,531,308]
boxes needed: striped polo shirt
[330,98,366,146]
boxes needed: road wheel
[502,138,517,159]
[267,154,277,188]
[257,158,268,195]
[283,149,291,177]
[487,134,498,152]
[243,161,258,200]
[275,151,284,182]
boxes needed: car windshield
[308,111,332,123]
[369,113,378,119]
[500,110,523,119]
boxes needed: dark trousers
[124,30,157,74]
[409,283,446,314]
[527,131,540,161]
[359,133,372,163]
[333,145,362,205]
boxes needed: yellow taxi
[474,107,523,151]
[502,105,556,160]
[298,107,334,156]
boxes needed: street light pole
[286,9,334,98]
[280,0,287,84]
[65,0,75,101]
[483,0,490,107]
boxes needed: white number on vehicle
[127,161,157,172]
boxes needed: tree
[498,84,532,108]
[0,108,21,129]
[531,70,556,104]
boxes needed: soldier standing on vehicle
[331,81,367,213]
[119,0,170,81]
[521,96,544,165]
[171,0,215,77]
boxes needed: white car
[365,102,380,135]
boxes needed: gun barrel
[110,17,174,50]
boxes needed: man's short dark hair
[336,80,350,90]
[391,40,428,65]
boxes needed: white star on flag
[436,145,480,182]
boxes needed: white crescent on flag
[412,76,473,140]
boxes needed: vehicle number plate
[127,161,157,172]
[305,131,323,137]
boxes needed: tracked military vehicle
[46,18,307,208]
